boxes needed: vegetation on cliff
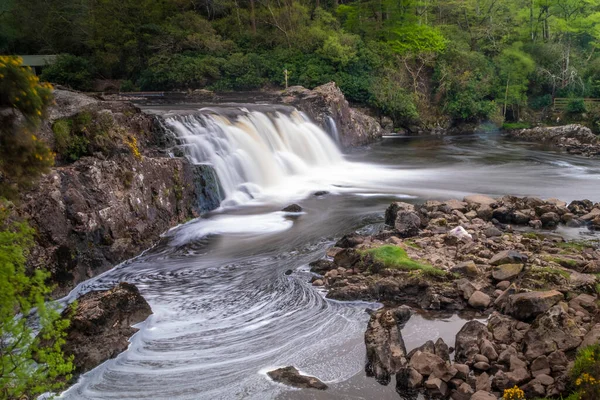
[3,0,600,128]
[0,58,73,399]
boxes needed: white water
[165,110,344,207]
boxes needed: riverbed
[60,128,600,399]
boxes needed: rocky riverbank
[507,124,600,157]
[308,194,600,399]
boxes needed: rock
[547,351,569,373]
[489,250,528,266]
[508,124,600,157]
[456,381,474,398]
[473,362,490,371]
[469,291,491,309]
[312,279,324,286]
[409,350,446,376]
[494,283,518,308]
[365,307,411,384]
[540,212,560,227]
[396,367,423,390]
[475,372,491,391]
[496,281,510,291]
[62,283,152,374]
[464,195,497,207]
[309,259,335,274]
[451,260,480,277]
[492,264,523,281]
[384,202,415,226]
[509,354,527,371]
[506,290,564,321]
[424,376,449,396]
[335,233,365,248]
[523,305,584,360]
[471,390,497,400]
[435,338,451,363]
[506,367,530,386]
[529,219,543,229]
[512,211,531,224]
[579,323,600,349]
[535,374,555,386]
[484,226,503,237]
[282,204,302,212]
[281,82,383,148]
[480,339,499,361]
[455,321,489,363]
[267,366,327,390]
[522,380,546,398]
[454,364,470,380]
[394,211,422,238]
[581,208,600,221]
[314,190,329,196]
[432,362,458,382]
[531,355,550,377]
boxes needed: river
[60,107,600,400]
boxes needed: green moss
[523,232,545,240]
[364,245,447,277]
[542,255,580,269]
[403,239,421,249]
[558,241,588,253]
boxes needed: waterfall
[163,108,344,206]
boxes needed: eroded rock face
[63,282,152,374]
[365,306,411,384]
[280,82,383,148]
[19,91,221,296]
[267,366,328,390]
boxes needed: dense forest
[2,0,600,128]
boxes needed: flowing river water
[60,106,600,400]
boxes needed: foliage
[40,54,94,92]
[567,99,587,114]
[0,56,54,199]
[569,344,600,400]
[364,245,446,277]
[502,122,531,130]
[503,385,525,400]
[0,205,73,399]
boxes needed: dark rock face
[365,306,411,384]
[280,82,383,148]
[63,282,152,374]
[19,90,221,296]
[267,366,328,390]
[508,124,600,157]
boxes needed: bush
[0,205,74,398]
[570,344,600,400]
[0,56,54,198]
[567,99,587,114]
[40,54,94,91]
[529,94,553,110]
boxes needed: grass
[502,121,532,130]
[364,245,447,277]
[403,239,421,249]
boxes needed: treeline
[2,0,600,127]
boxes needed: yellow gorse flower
[503,386,525,400]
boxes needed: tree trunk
[250,0,256,34]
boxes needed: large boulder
[454,321,490,363]
[365,306,411,384]
[280,83,383,148]
[489,250,528,266]
[267,366,327,390]
[62,283,152,374]
[506,290,564,321]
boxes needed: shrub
[567,99,587,114]
[40,54,94,91]
[0,205,74,398]
[570,344,600,400]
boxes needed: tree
[494,43,535,118]
[0,204,74,399]
[0,56,54,199]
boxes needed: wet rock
[314,190,329,196]
[424,376,449,396]
[396,367,423,390]
[282,204,302,212]
[62,283,152,374]
[267,366,328,390]
[365,307,411,384]
[455,321,489,363]
[492,264,523,281]
[540,212,560,227]
[506,290,564,321]
[469,291,491,309]
[489,250,528,266]
[309,259,335,274]
[335,233,365,248]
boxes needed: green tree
[494,43,535,118]
[0,204,74,399]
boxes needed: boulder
[464,195,497,207]
[455,321,489,363]
[384,202,415,226]
[267,366,327,390]
[409,350,446,376]
[282,204,302,212]
[489,250,528,266]
[365,306,411,384]
[396,367,423,390]
[394,211,422,238]
[506,290,564,321]
[492,264,523,281]
[424,376,449,396]
[469,291,491,309]
[451,260,480,277]
[62,283,152,374]
[471,390,497,400]
[540,212,560,227]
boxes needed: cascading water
[163,108,343,207]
